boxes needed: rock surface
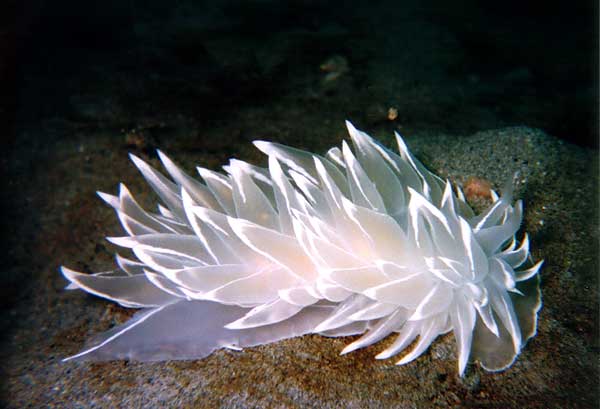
[1,124,597,408]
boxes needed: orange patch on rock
[463,176,492,200]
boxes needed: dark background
[7,0,598,146]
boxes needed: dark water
[10,0,598,148]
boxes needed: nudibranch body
[62,122,542,376]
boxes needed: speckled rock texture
[1,124,597,408]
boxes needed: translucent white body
[62,122,542,376]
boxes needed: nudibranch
[61,121,542,376]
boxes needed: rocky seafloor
[2,122,597,408]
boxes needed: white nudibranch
[61,121,542,376]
